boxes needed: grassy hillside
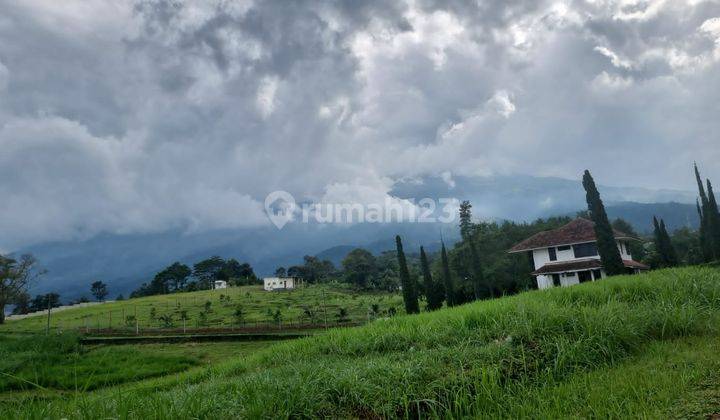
[0,334,270,395]
[2,266,720,418]
[1,284,404,333]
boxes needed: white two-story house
[508,218,648,289]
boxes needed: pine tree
[695,164,712,262]
[653,216,678,267]
[396,236,419,314]
[419,246,442,311]
[582,170,625,275]
[652,216,666,267]
[459,201,474,241]
[707,180,720,260]
[659,219,678,267]
[467,237,488,300]
[697,199,709,262]
[440,241,454,307]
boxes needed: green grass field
[1,283,405,333]
[0,333,272,397]
[2,266,720,418]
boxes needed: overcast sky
[1,0,719,251]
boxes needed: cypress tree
[654,217,678,267]
[707,180,720,260]
[467,237,489,300]
[459,201,474,241]
[419,246,442,311]
[582,170,625,275]
[695,163,709,205]
[659,219,678,267]
[440,241,454,307]
[697,199,710,263]
[652,216,666,266]
[695,164,712,262]
[396,236,419,314]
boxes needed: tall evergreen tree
[695,163,709,205]
[652,216,664,266]
[467,237,489,300]
[395,236,419,314]
[695,164,712,262]
[440,241,454,307]
[582,170,625,275]
[659,219,678,267]
[419,246,443,311]
[459,201,474,241]
[707,180,720,260]
[653,216,678,267]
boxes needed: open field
[1,284,405,334]
[2,266,720,418]
[0,333,273,399]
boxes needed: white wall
[560,272,579,287]
[532,249,551,270]
[263,277,295,291]
[536,275,552,289]
[532,240,635,271]
[532,240,633,290]
[618,241,632,260]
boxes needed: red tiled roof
[531,258,649,275]
[508,218,636,253]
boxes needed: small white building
[263,277,296,291]
[213,280,228,290]
[509,218,648,290]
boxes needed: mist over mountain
[392,175,696,222]
[17,174,696,300]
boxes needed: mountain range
[13,174,698,300]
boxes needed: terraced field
[1,283,405,334]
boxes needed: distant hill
[11,173,697,301]
[556,202,698,234]
[314,245,357,267]
[604,202,698,234]
[392,174,695,222]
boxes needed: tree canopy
[90,280,108,301]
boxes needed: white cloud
[591,71,633,91]
[0,115,268,250]
[0,61,7,92]
[594,46,634,70]
[256,76,279,118]
[539,196,554,209]
[700,17,720,38]
[612,0,668,22]
[488,90,516,118]
[1,0,720,250]
[441,171,456,189]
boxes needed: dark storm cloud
[0,0,719,251]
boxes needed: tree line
[130,256,259,298]
[392,167,720,313]
[1,166,718,323]
[642,163,719,269]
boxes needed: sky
[0,0,719,252]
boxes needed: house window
[557,245,571,251]
[548,247,557,261]
[552,274,561,287]
[573,242,598,258]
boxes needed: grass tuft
[2,266,720,418]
